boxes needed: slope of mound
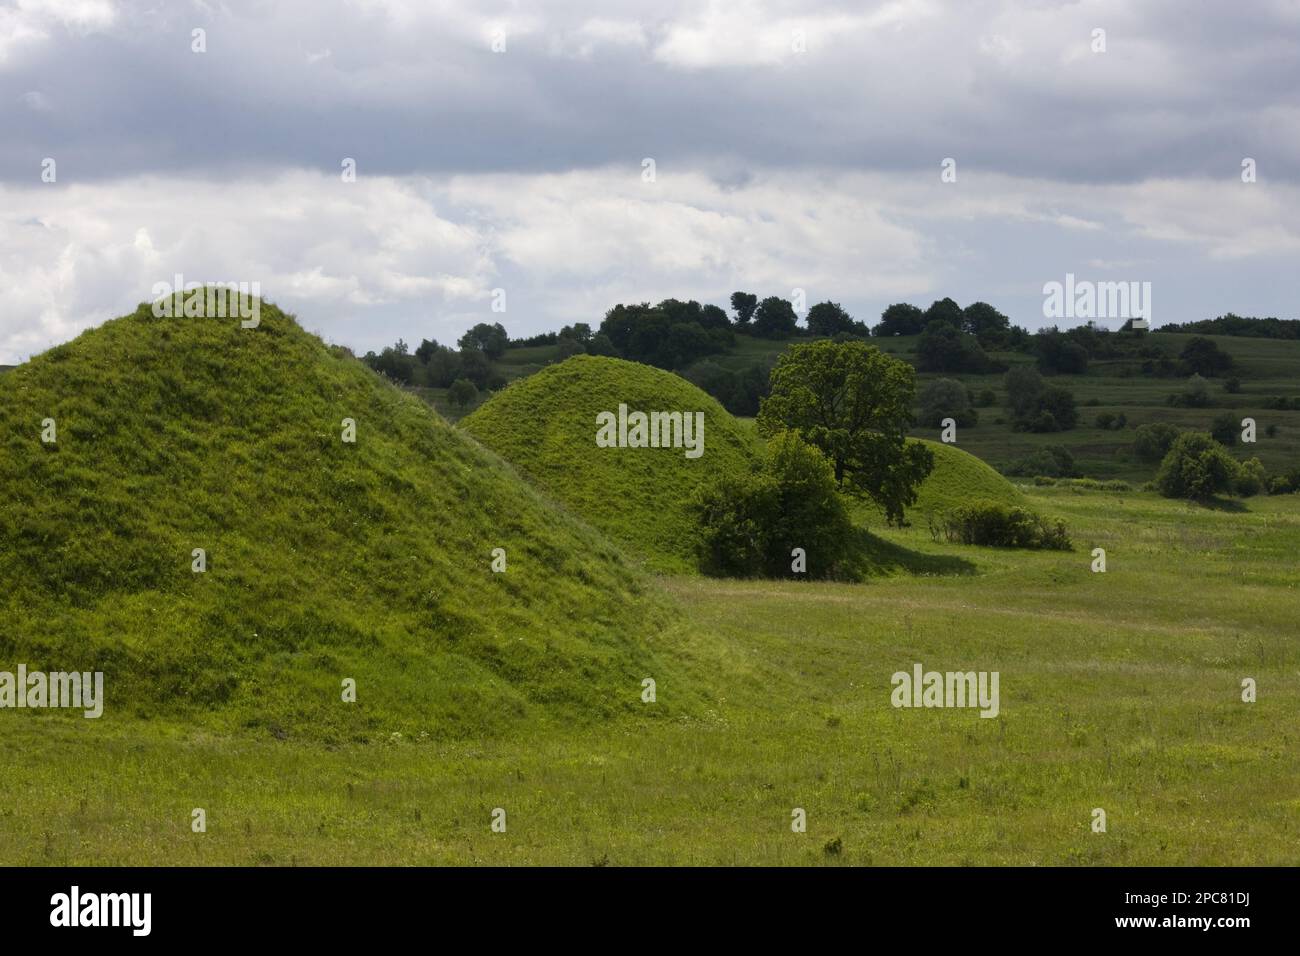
[910,438,1025,514]
[462,355,758,572]
[0,298,682,741]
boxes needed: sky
[2,0,1299,362]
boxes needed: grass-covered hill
[0,299,683,741]
[907,439,1025,515]
[462,355,758,572]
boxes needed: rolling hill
[462,355,758,572]
[0,297,683,741]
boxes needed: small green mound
[463,355,758,572]
[0,299,683,741]
[909,438,1025,514]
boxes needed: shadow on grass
[1190,496,1249,513]
[846,525,978,578]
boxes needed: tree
[962,302,1011,347]
[923,297,965,329]
[1168,374,1210,408]
[690,431,854,579]
[806,301,855,337]
[1035,329,1089,374]
[916,320,993,373]
[559,322,592,344]
[756,340,933,524]
[730,291,758,326]
[447,378,479,410]
[586,333,618,357]
[1037,385,1078,430]
[1210,412,1238,446]
[752,296,799,339]
[1155,433,1240,500]
[874,303,925,336]
[1132,422,1180,462]
[1004,366,1045,420]
[457,348,491,388]
[918,378,977,428]
[458,322,509,359]
[1180,337,1233,377]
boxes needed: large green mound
[0,299,681,741]
[909,438,1025,514]
[463,355,758,572]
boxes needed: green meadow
[3,486,1297,866]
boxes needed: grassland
[4,486,1296,865]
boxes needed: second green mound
[463,356,758,572]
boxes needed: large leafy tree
[873,303,925,336]
[806,300,856,337]
[458,322,509,359]
[752,296,799,339]
[757,340,933,523]
[1155,433,1239,500]
[730,291,759,326]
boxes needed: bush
[1005,445,1076,478]
[1234,457,1267,497]
[1179,337,1233,377]
[976,388,997,407]
[1210,412,1238,446]
[1167,374,1210,408]
[690,431,854,579]
[1224,377,1242,394]
[447,378,479,409]
[1155,432,1239,500]
[918,378,978,428]
[1132,422,1180,462]
[934,502,1071,550]
[1095,412,1115,429]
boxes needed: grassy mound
[463,355,758,572]
[0,298,682,741]
[909,438,1025,514]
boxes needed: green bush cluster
[932,502,1072,550]
[690,431,853,579]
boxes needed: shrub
[1132,422,1180,462]
[1179,337,1233,377]
[1224,377,1242,394]
[447,377,479,409]
[934,502,1071,550]
[690,431,853,579]
[1154,432,1239,500]
[1234,458,1267,497]
[918,378,978,428]
[976,388,997,407]
[1167,374,1210,408]
[1006,445,1076,478]
[1095,412,1115,429]
[1210,412,1238,446]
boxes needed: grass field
[5,485,1296,865]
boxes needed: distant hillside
[462,355,758,572]
[0,300,685,741]
[463,329,1300,484]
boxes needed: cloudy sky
[2,0,1298,362]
